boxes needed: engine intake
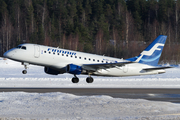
[67,64,82,75]
[44,67,59,75]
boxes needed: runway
[1,88,180,103]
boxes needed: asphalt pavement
[1,88,180,103]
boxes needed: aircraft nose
[3,50,13,58]
[3,51,9,58]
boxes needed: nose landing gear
[22,62,29,74]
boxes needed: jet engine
[44,67,60,75]
[67,64,82,75]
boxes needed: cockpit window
[16,46,22,49]
[16,45,26,50]
[21,46,26,50]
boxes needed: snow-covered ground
[1,58,180,119]
[1,92,180,120]
[1,57,180,88]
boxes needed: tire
[72,77,79,83]
[22,70,27,74]
[86,77,93,83]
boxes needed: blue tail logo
[127,35,167,66]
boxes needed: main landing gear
[71,74,94,83]
[72,75,79,83]
[22,62,29,74]
[86,77,93,83]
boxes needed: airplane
[3,35,171,83]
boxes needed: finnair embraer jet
[3,35,171,83]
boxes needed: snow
[1,58,180,119]
[1,57,180,88]
[0,92,180,120]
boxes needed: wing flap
[82,62,132,72]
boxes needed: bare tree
[95,29,104,55]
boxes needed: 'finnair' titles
[47,48,76,55]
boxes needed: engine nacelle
[67,64,82,75]
[44,67,59,75]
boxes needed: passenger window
[62,54,64,56]
[79,57,81,59]
[97,60,99,62]
[75,56,77,58]
[49,52,51,54]
[57,53,59,55]
[84,58,86,60]
[53,53,55,55]
[44,51,46,53]
[89,58,91,61]
[93,59,95,61]
[66,55,68,57]
[71,55,73,57]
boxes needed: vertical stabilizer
[126,35,167,66]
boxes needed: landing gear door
[34,45,40,58]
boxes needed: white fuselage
[3,43,165,77]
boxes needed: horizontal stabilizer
[143,66,173,71]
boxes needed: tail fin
[126,35,167,66]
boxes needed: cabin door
[34,45,40,58]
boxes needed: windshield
[16,45,26,50]
[16,46,22,49]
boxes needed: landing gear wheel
[72,77,79,83]
[22,70,27,74]
[86,77,93,83]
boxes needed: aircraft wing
[82,61,132,72]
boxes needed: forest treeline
[0,0,180,64]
